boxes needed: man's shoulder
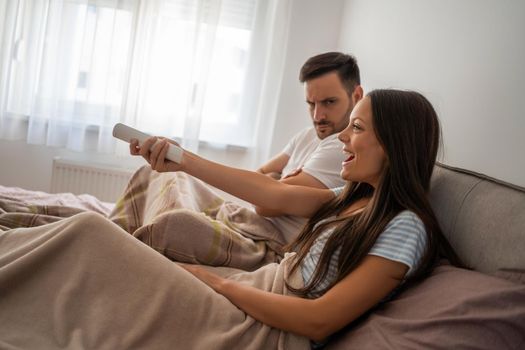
[285,127,318,150]
[291,126,317,140]
[319,131,340,144]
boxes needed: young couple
[0,52,462,348]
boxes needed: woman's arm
[132,138,335,218]
[182,255,408,342]
[253,168,329,217]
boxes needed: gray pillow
[326,264,525,349]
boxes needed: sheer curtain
[0,0,291,161]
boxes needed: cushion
[429,164,525,275]
[326,264,525,349]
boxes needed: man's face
[305,72,358,139]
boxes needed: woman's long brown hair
[287,89,463,297]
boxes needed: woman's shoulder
[330,187,344,196]
[386,210,425,233]
[379,210,427,251]
[370,210,428,272]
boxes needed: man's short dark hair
[299,52,360,96]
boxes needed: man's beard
[313,121,333,139]
[313,107,352,139]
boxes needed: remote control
[112,123,183,163]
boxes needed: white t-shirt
[265,127,347,243]
[281,127,346,189]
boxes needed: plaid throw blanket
[0,185,112,231]
[108,166,288,271]
[0,167,289,271]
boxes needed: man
[253,52,363,243]
[113,52,363,270]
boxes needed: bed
[0,163,524,349]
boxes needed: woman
[0,89,461,349]
[132,89,461,341]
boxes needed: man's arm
[256,153,290,180]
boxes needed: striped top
[301,189,428,298]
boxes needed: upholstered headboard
[429,163,525,274]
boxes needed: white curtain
[0,0,291,160]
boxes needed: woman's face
[337,97,386,188]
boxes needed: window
[1,0,278,152]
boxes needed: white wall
[269,0,346,156]
[0,0,346,192]
[339,0,525,187]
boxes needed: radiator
[50,157,135,203]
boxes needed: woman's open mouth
[343,153,355,163]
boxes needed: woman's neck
[338,197,370,218]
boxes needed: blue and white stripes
[301,209,427,298]
[368,211,427,276]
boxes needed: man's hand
[256,153,290,180]
[266,172,282,180]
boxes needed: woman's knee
[65,212,123,240]
[154,209,208,228]
[69,211,107,226]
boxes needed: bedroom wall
[268,0,346,156]
[0,0,345,193]
[338,0,525,187]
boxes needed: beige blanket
[0,212,310,349]
[109,166,289,271]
